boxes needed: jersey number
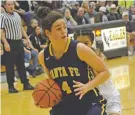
[62,81,72,94]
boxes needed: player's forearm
[87,70,110,90]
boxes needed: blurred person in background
[29,26,47,52]
[64,8,77,27]
[27,19,38,36]
[95,0,106,12]
[99,6,108,22]
[70,2,80,20]
[22,39,38,78]
[75,7,89,25]
[84,3,97,24]
[129,5,135,21]
[106,0,113,13]
[122,12,135,55]
[107,4,121,21]
[81,1,89,13]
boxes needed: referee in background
[1,1,35,93]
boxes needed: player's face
[4,1,15,14]
[47,19,68,41]
[76,35,92,48]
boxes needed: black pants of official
[4,40,29,87]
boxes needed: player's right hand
[4,43,10,52]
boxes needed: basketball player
[38,8,110,115]
[74,30,121,115]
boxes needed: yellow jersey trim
[49,43,53,56]
[49,38,71,56]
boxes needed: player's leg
[86,103,107,115]
[106,95,121,115]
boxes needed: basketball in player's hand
[32,79,62,108]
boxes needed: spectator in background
[81,1,89,13]
[84,4,97,24]
[75,7,89,25]
[99,6,108,22]
[106,1,113,13]
[27,19,38,36]
[122,12,133,32]
[29,26,47,52]
[89,2,96,10]
[95,0,106,12]
[107,4,121,21]
[129,5,135,21]
[122,12,135,55]
[22,39,38,78]
[70,2,80,20]
[64,8,77,27]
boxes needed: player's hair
[74,29,106,60]
[36,7,64,31]
[74,30,94,43]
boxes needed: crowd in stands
[0,0,135,92]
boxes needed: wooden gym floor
[1,56,135,115]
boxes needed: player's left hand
[73,80,90,100]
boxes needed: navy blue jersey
[44,38,106,115]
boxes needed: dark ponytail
[36,6,64,32]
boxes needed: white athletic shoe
[25,63,30,68]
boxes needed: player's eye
[84,42,89,45]
[56,28,61,30]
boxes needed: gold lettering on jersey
[57,67,62,77]
[54,68,59,78]
[74,68,80,76]
[50,67,80,79]
[61,67,68,76]
[50,70,56,78]
[68,67,80,76]
[68,67,74,76]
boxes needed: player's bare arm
[73,43,110,99]
[38,50,52,79]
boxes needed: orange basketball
[32,79,62,108]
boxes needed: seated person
[122,12,135,55]
[27,19,38,36]
[22,39,38,77]
[99,6,108,23]
[75,7,89,25]
[29,26,47,52]
[64,8,77,27]
[107,4,121,21]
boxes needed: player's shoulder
[76,42,92,53]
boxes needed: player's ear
[45,30,51,38]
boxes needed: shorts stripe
[101,104,106,115]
